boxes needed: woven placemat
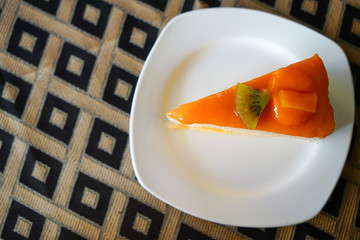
[0,0,358,239]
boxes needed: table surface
[0,0,359,239]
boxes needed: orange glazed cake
[166,54,335,139]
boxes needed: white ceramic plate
[129,8,354,227]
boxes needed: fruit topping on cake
[235,83,270,130]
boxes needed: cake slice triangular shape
[166,54,335,139]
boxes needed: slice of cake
[166,54,335,139]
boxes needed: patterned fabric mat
[0,0,359,239]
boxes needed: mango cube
[279,90,317,113]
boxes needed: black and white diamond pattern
[85,118,128,170]
[69,172,113,226]
[54,42,96,91]
[103,65,138,113]
[120,198,165,240]
[71,0,112,39]
[0,69,32,118]
[118,15,159,61]
[37,93,80,145]
[7,18,49,67]
[340,4,360,48]
[19,146,62,199]
[290,0,330,30]
[1,200,46,240]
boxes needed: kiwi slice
[235,83,270,130]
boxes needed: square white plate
[129,8,354,227]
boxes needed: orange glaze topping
[166,54,335,138]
